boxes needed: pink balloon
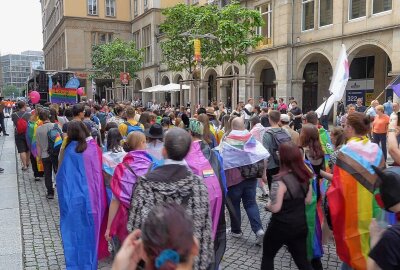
[30,91,40,104]
[77,87,84,96]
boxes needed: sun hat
[144,123,164,139]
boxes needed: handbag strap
[123,162,138,178]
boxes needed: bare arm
[387,115,400,164]
[320,170,333,181]
[305,182,313,205]
[105,198,121,241]
[367,258,382,270]
[266,181,286,213]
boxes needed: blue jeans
[227,178,263,234]
[373,132,387,161]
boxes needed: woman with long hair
[56,121,109,269]
[105,131,153,247]
[138,111,152,130]
[261,142,313,270]
[327,112,385,269]
[145,123,164,164]
[300,124,325,179]
[198,113,217,148]
[216,114,230,144]
[102,128,126,204]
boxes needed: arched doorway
[250,59,277,101]
[134,79,142,105]
[174,74,183,107]
[144,77,152,108]
[161,76,171,105]
[223,66,240,109]
[203,69,218,106]
[347,44,392,106]
[298,53,333,113]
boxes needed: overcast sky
[0,0,43,55]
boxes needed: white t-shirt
[244,104,253,120]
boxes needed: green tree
[213,1,263,69]
[90,38,143,80]
[160,3,219,75]
[2,85,20,98]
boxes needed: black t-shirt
[290,107,302,125]
[369,224,400,270]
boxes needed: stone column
[220,83,228,105]
[291,79,305,107]
[199,82,208,106]
[216,79,221,103]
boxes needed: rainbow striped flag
[53,132,63,148]
[49,88,77,104]
[26,120,43,172]
[326,138,392,269]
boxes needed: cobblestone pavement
[18,162,340,269]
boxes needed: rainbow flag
[56,138,109,269]
[305,161,323,260]
[53,132,63,148]
[26,121,43,172]
[326,138,392,269]
[49,88,77,104]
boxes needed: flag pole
[363,88,386,113]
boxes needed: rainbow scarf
[305,161,323,260]
[219,130,270,170]
[110,150,153,242]
[26,120,43,172]
[326,138,392,269]
[56,139,109,269]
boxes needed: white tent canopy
[139,83,190,93]
[139,85,164,93]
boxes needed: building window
[91,32,113,46]
[133,31,140,49]
[88,0,98,15]
[319,0,332,26]
[144,0,148,11]
[349,0,366,20]
[373,0,392,14]
[256,3,272,46]
[349,56,374,79]
[302,0,315,31]
[142,25,151,64]
[105,0,115,17]
[134,0,138,16]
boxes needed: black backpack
[47,124,63,156]
[266,128,291,165]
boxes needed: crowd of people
[5,93,400,270]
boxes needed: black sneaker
[3,133,9,136]
[34,177,41,181]
[46,194,54,199]
[258,194,269,201]
[0,168,4,173]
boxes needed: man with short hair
[127,128,213,270]
[62,103,85,136]
[118,106,144,138]
[259,96,267,110]
[36,109,60,199]
[281,114,300,145]
[383,96,393,116]
[243,98,254,129]
[355,98,366,113]
[262,110,291,190]
[12,101,31,170]
[366,100,379,121]
[222,117,268,245]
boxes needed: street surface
[0,119,342,269]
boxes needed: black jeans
[0,114,6,134]
[373,132,387,161]
[266,167,280,191]
[261,222,312,270]
[42,155,58,195]
[30,153,44,178]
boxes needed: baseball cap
[280,114,290,123]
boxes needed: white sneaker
[255,229,265,245]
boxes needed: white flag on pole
[316,44,350,117]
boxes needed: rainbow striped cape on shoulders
[327,138,387,269]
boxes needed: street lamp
[179,31,218,113]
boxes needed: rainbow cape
[110,150,153,242]
[26,120,43,172]
[56,139,109,269]
[219,130,270,170]
[185,141,227,268]
[305,160,323,260]
[326,138,389,269]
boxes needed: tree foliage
[90,38,143,80]
[160,1,263,74]
[2,85,21,98]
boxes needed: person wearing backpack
[262,110,291,191]
[11,101,32,170]
[118,106,144,138]
[36,109,61,199]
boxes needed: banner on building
[120,72,131,85]
[49,88,77,104]
[194,39,201,62]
